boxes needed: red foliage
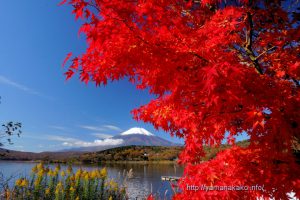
[147,194,155,200]
[61,0,300,199]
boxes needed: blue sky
[0,0,184,152]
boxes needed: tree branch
[189,52,209,63]
[256,46,276,60]
[244,12,264,75]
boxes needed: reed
[4,163,128,200]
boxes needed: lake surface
[0,161,183,200]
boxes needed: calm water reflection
[0,161,183,199]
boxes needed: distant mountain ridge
[0,147,83,161]
[65,127,181,152]
[1,140,253,163]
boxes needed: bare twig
[255,46,277,60]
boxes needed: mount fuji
[65,127,180,152]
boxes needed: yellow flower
[37,170,44,177]
[69,186,75,192]
[31,165,38,173]
[5,189,10,199]
[47,169,53,177]
[75,197,80,200]
[55,164,61,172]
[75,169,82,179]
[53,170,58,177]
[109,180,118,191]
[70,175,75,182]
[91,170,98,179]
[15,179,22,187]
[55,181,63,195]
[70,181,75,187]
[84,174,89,181]
[21,179,28,187]
[34,179,41,187]
[61,170,66,177]
[37,163,44,171]
[100,168,107,178]
[109,196,113,200]
[45,188,50,195]
[81,170,88,177]
[57,181,63,188]
[67,165,73,174]
[95,170,101,178]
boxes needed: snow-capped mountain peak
[120,127,154,136]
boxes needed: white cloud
[62,138,123,147]
[91,133,113,139]
[0,75,53,100]
[47,135,123,147]
[79,125,104,132]
[79,124,122,132]
[102,125,122,132]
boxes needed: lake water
[0,161,183,200]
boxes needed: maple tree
[61,0,300,199]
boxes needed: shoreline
[0,159,179,165]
